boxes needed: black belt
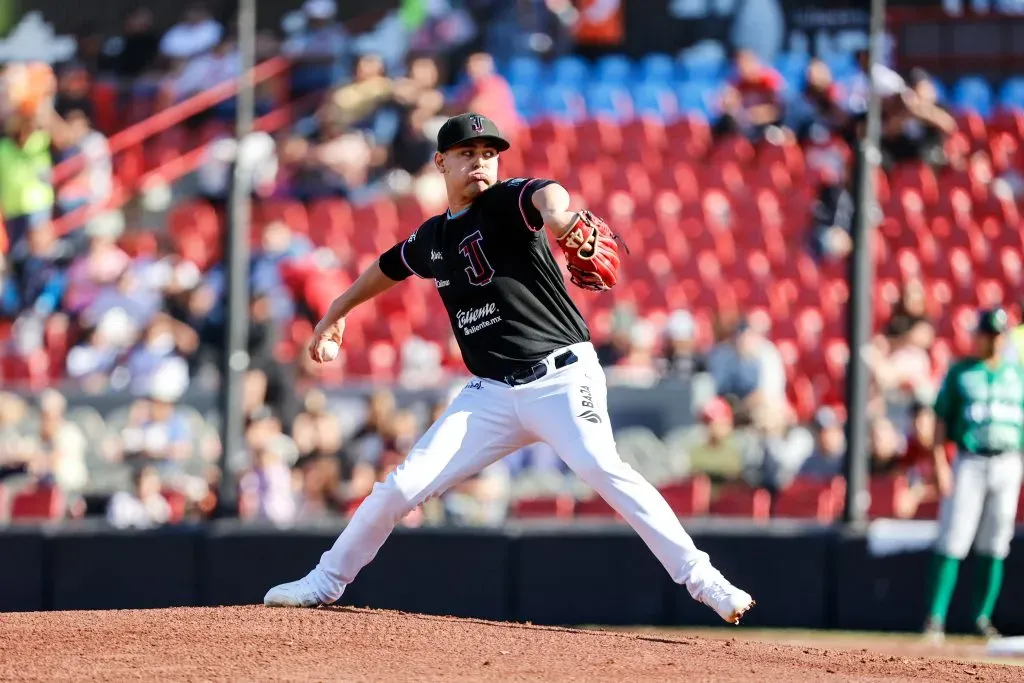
[971,448,1009,457]
[502,351,578,386]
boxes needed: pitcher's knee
[364,474,420,520]
[975,530,1014,559]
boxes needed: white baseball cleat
[695,571,756,624]
[263,575,326,608]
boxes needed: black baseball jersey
[378,177,590,381]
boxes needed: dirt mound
[0,606,1017,681]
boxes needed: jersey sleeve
[933,365,959,425]
[490,177,558,233]
[378,223,431,281]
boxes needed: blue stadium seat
[552,56,590,86]
[595,54,633,85]
[823,51,856,81]
[954,76,993,116]
[639,53,675,85]
[507,56,542,86]
[999,77,1024,110]
[931,79,948,105]
[774,53,808,93]
[676,83,713,120]
[512,84,538,121]
[680,52,726,83]
[585,85,633,122]
[632,84,678,121]
[540,87,586,122]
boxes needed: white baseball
[316,339,340,362]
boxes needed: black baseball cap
[976,307,1009,335]
[436,113,510,153]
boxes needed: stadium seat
[709,485,771,520]
[584,85,634,122]
[998,77,1024,111]
[639,53,675,85]
[552,56,590,86]
[11,485,65,521]
[772,477,845,522]
[954,77,993,117]
[657,476,712,517]
[511,495,575,519]
[632,84,678,121]
[595,54,633,85]
[507,56,542,86]
[574,495,618,518]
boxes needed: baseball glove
[556,210,628,292]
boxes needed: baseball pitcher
[923,307,1024,641]
[264,113,756,624]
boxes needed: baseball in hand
[316,339,340,363]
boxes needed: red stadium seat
[11,485,64,520]
[772,477,845,522]
[868,476,908,519]
[511,495,575,519]
[657,476,711,517]
[709,485,771,520]
[574,495,618,518]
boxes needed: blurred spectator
[117,365,193,475]
[752,402,815,491]
[123,314,196,398]
[797,407,846,481]
[715,49,785,143]
[705,316,786,424]
[443,461,511,526]
[870,281,936,399]
[66,310,132,388]
[322,53,394,138]
[450,52,521,146]
[283,0,350,97]
[390,55,446,174]
[34,389,89,494]
[2,222,73,319]
[895,402,948,517]
[106,465,171,529]
[787,60,848,142]
[98,7,161,79]
[684,397,746,482]
[159,3,223,62]
[168,34,240,102]
[607,320,659,387]
[0,393,36,478]
[349,407,419,500]
[346,390,396,486]
[295,452,344,519]
[881,68,956,169]
[0,112,57,248]
[239,438,298,525]
[291,390,344,466]
[63,214,129,316]
[596,304,636,367]
[869,416,905,475]
[807,157,855,262]
[660,310,704,381]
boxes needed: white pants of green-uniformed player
[927,450,1023,629]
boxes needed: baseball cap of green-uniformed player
[975,307,1009,336]
[436,113,511,153]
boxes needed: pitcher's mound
[0,606,1018,681]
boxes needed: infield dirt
[0,605,1019,681]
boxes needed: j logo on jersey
[578,386,602,424]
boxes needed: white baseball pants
[308,341,715,602]
[935,450,1023,559]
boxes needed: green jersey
[934,358,1024,453]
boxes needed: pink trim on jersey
[518,179,543,232]
[400,240,425,278]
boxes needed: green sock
[973,555,1005,622]
[926,553,961,623]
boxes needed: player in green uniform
[923,307,1024,641]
